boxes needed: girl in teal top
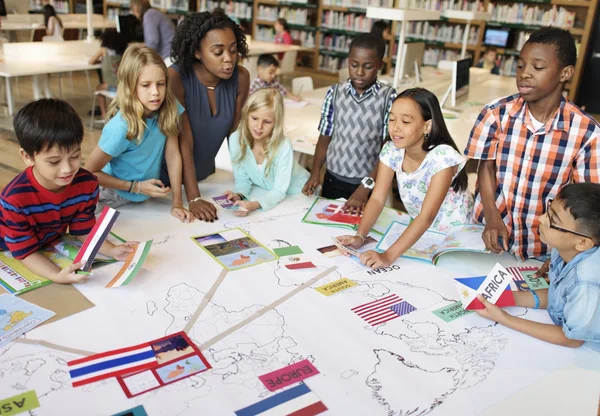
[225,88,309,215]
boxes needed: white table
[242,39,312,83]
[0,40,101,116]
[2,169,597,416]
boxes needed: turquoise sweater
[229,130,309,211]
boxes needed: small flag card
[507,266,549,291]
[454,263,515,310]
[331,237,360,257]
[258,359,319,391]
[74,207,119,271]
[273,246,315,270]
[212,195,248,211]
[111,405,148,416]
[235,383,327,416]
[351,294,415,326]
[116,332,211,398]
[105,240,152,288]
[68,342,158,387]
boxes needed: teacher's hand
[189,198,217,222]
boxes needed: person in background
[44,4,62,38]
[89,29,129,121]
[213,7,241,26]
[274,18,293,60]
[130,0,175,60]
[249,54,300,101]
[371,20,391,42]
[32,4,64,99]
[476,47,501,75]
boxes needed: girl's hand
[474,295,508,323]
[233,200,258,217]
[56,261,88,284]
[359,250,393,269]
[138,179,171,198]
[302,174,321,196]
[533,259,550,283]
[110,241,138,260]
[171,206,195,223]
[224,191,241,202]
[189,198,218,222]
[336,235,364,249]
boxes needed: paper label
[433,302,473,322]
[315,278,357,296]
[0,390,40,416]
[258,359,320,391]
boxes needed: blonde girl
[85,44,193,223]
[224,88,309,216]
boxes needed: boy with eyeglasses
[475,183,600,350]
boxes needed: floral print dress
[379,142,474,232]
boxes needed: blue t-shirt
[547,247,600,351]
[99,103,184,202]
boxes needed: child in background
[337,88,472,269]
[465,27,600,262]
[224,88,309,216]
[371,20,392,42]
[89,29,129,121]
[302,33,397,213]
[249,54,301,101]
[476,183,600,351]
[0,99,135,283]
[274,18,293,60]
[43,4,63,38]
[476,47,500,75]
[84,44,193,223]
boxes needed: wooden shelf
[551,0,591,5]
[321,4,366,12]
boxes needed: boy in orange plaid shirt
[465,27,600,262]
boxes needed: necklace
[207,86,215,90]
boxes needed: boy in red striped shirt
[0,99,135,283]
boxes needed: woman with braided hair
[164,11,250,221]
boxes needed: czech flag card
[454,263,515,310]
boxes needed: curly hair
[170,11,249,75]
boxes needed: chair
[291,76,313,96]
[89,90,117,131]
[279,50,298,76]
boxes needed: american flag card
[351,294,405,326]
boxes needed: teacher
[168,12,250,221]
[130,0,175,60]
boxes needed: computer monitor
[483,28,510,48]
[440,57,471,111]
[401,42,425,83]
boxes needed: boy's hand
[171,206,195,223]
[482,216,509,253]
[336,235,364,250]
[474,295,507,322]
[344,187,369,214]
[359,250,392,269]
[189,198,218,222]
[56,261,88,284]
[139,179,171,198]
[233,200,258,217]
[110,241,138,260]
[533,259,550,283]
[224,191,241,202]
[302,175,320,196]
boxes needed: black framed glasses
[546,199,594,239]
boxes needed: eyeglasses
[546,199,594,239]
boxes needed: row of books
[422,47,471,66]
[322,11,372,32]
[201,0,253,19]
[401,0,484,12]
[322,0,394,8]
[399,22,480,45]
[105,0,130,5]
[319,55,348,72]
[257,6,310,25]
[320,34,353,52]
[150,0,188,10]
[255,26,317,47]
[487,4,575,28]
[30,0,70,13]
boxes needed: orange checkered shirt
[465,94,600,261]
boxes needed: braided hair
[170,11,249,75]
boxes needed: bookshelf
[30,0,73,14]
[104,1,195,21]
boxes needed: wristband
[355,233,366,243]
[189,196,203,205]
[530,289,540,309]
[128,181,136,193]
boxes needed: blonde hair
[235,88,285,176]
[107,43,180,143]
